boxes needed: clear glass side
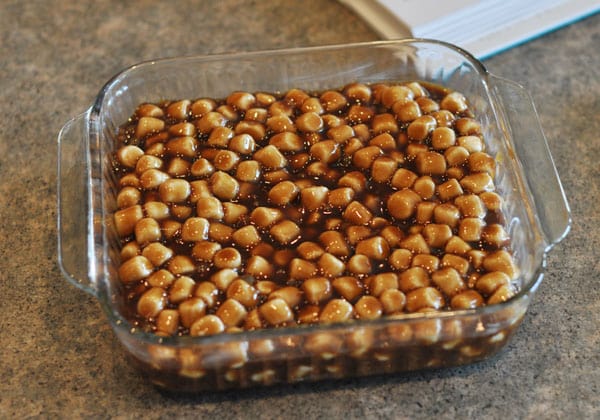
[115,293,531,391]
[97,40,488,125]
[85,40,553,390]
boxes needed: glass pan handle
[491,75,571,248]
[57,110,97,297]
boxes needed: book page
[377,0,480,29]
[340,0,600,58]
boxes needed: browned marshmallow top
[113,81,518,337]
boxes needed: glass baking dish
[57,39,570,392]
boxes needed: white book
[339,0,600,58]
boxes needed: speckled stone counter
[1,1,598,418]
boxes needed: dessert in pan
[114,82,517,337]
[58,40,570,391]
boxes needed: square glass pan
[58,39,570,392]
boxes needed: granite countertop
[1,1,598,418]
